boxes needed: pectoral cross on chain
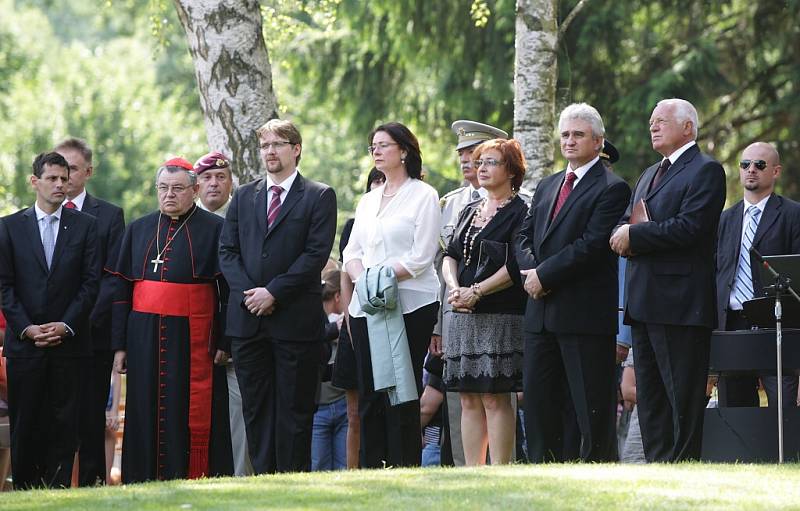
[151,256,164,272]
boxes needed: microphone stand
[751,248,800,464]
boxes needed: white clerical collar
[66,189,87,210]
[35,202,63,221]
[266,168,299,192]
[666,140,696,165]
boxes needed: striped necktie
[731,205,761,309]
[267,185,283,227]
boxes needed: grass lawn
[4,463,800,510]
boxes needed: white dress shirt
[566,155,600,187]
[266,169,298,206]
[35,203,63,246]
[665,140,696,165]
[65,189,87,211]
[343,178,441,317]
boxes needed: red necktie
[64,200,76,209]
[267,186,283,226]
[552,172,577,219]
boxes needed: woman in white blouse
[342,122,441,468]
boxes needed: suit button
[262,252,268,258]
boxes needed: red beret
[162,157,194,171]
[193,151,231,175]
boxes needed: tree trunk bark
[173,0,278,183]
[514,0,558,191]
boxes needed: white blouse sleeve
[342,194,367,266]
[396,186,441,278]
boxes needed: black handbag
[474,239,508,281]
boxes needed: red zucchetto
[162,157,194,171]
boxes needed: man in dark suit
[715,142,800,407]
[54,137,125,486]
[610,98,726,462]
[0,152,99,489]
[517,103,631,462]
[220,119,337,473]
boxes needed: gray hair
[155,165,197,186]
[54,137,93,165]
[657,98,699,139]
[558,103,605,138]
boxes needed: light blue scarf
[356,266,417,406]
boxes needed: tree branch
[557,0,592,46]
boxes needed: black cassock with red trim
[110,203,232,483]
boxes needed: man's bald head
[743,141,780,166]
[739,141,781,200]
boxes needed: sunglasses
[739,159,768,171]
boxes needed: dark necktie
[471,189,480,201]
[650,159,671,191]
[267,185,283,227]
[552,172,577,219]
[64,200,76,209]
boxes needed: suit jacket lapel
[253,179,267,235]
[266,174,305,237]
[478,200,516,242]
[452,204,476,250]
[637,163,659,201]
[540,171,563,229]
[23,207,49,273]
[753,194,780,247]
[646,144,699,199]
[50,208,76,274]
[83,193,99,216]
[729,201,744,263]
[544,162,602,241]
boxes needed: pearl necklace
[462,193,516,266]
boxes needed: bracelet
[471,282,483,299]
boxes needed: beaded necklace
[462,193,516,266]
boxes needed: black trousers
[717,309,798,408]
[232,324,323,474]
[350,302,438,468]
[7,356,82,489]
[632,321,710,462]
[77,349,114,486]
[523,331,617,463]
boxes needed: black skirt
[331,323,358,390]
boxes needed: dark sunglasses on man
[739,159,768,171]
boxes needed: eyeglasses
[260,141,294,151]
[367,142,398,154]
[156,184,192,194]
[739,159,768,171]
[474,158,504,168]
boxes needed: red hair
[472,138,527,191]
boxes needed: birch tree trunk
[514,0,558,191]
[173,0,278,183]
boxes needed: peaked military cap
[451,120,508,150]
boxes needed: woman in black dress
[442,138,528,465]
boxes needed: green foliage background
[1,0,798,225]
